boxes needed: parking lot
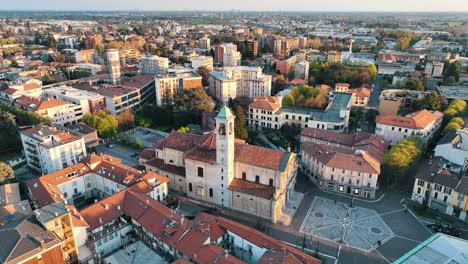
[95,144,140,167]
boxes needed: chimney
[39,239,46,248]
[54,212,59,217]
[99,217,102,223]
[104,204,109,210]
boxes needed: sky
[1,0,468,12]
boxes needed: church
[139,106,297,223]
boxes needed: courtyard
[300,197,394,252]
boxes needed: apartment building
[209,66,272,102]
[20,123,87,174]
[333,83,371,107]
[375,109,444,145]
[190,55,214,72]
[43,85,106,115]
[214,43,238,64]
[71,74,155,115]
[198,37,211,50]
[224,49,242,67]
[139,55,169,75]
[276,55,297,75]
[14,96,82,126]
[154,67,203,106]
[248,92,353,131]
[411,157,468,222]
[300,129,389,198]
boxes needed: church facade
[140,106,297,223]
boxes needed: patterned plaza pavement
[300,197,394,252]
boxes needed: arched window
[209,188,213,197]
[189,183,193,192]
[218,123,226,135]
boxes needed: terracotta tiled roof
[302,143,381,174]
[139,148,156,160]
[235,144,289,171]
[80,190,126,230]
[228,178,276,199]
[172,259,192,264]
[376,110,443,129]
[249,96,281,111]
[23,82,41,91]
[15,96,69,111]
[349,87,371,98]
[163,131,203,151]
[335,83,350,87]
[1,88,18,95]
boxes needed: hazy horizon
[2,0,468,12]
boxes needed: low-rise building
[375,109,444,145]
[434,128,468,169]
[248,92,353,131]
[42,85,106,115]
[411,157,468,222]
[20,123,87,174]
[300,129,389,198]
[75,49,96,64]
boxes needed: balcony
[87,220,129,243]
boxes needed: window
[434,192,438,199]
[209,188,213,197]
[242,172,246,180]
[197,167,204,177]
[255,175,260,183]
[417,180,424,186]
[189,183,193,192]
[269,179,273,186]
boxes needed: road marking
[393,235,422,244]
[374,249,391,264]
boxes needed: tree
[417,92,443,111]
[82,110,118,138]
[397,36,411,50]
[43,74,55,85]
[382,136,424,185]
[116,109,135,132]
[0,162,14,184]
[282,94,295,107]
[288,67,296,81]
[0,111,21,153]
[197,66,210,87]
[368,64,378,80]
[442,117,464,135]
[177,126,190,133]
[311,37,321,50]
[174,87,214,113]
[405,77,425,91]
[233,106,248,140]
[444,99,467,119]
[444,61,460,83]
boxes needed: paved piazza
[300,197,394,252]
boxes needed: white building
[375,109,444,145]
[42,85,106,116]
[248,92,353,131]
[209,66,272,102]
[300,129,389,198]
[198,37,211,50]
[191,56,214,72]
[20,123,87,174]
[223,50,242,67]
[295,61,309,81]
[425,61,444,78]
[139,55,169,75]
[154,68,202,106]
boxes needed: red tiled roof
[139,148,156,160]
[228,178,276,199]
[235,144,288,171]
[376,110,443,129]
[249,96,281,111]
[145,158,186,177]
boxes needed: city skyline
[1,0,468,12]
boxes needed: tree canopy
[174,87,214,113]
[416,92,443,111]
[82,110,118,138]
[197,66,210,87]
[382,136,424,185]
[443,117,464,135]
[0,111,21,154]
[233,106,248,140]
[0,162,15,184]
[405,77,425,91]
[116,109,135,132]
[308,61,376,87]
[281,85,327,109]
[444,99,467,119]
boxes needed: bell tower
[215,106,235,207]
